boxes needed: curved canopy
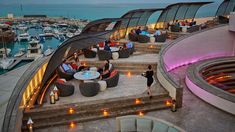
[40,31,112,89]
[82,18,124,34]
[157,2,213,23]
[216,0,235,16]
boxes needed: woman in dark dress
[142,65,154,99]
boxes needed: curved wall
[163,25,235,71]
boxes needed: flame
[165,100,172,106]
[138,111,144,116]
[135,99,141,105]
[69,122,75,128]
[69,108,75,114]
[127,72,131,77]
[103,110,109,116]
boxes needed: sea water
[0,3,220,22]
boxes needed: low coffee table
[74,71,100,81]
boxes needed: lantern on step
[50,91,56,104]
[27,117,34,132]
[171,99,177,112]
[53,86,59,101]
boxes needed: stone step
[22,94,171,130]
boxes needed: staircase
[134,43,162,54]
[84,61,157,75]
[22,93,171,131]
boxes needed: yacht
[17,24,28,31]
[66,32,74,38]
[26,39,43,58]
[14,48,25,57]
[42,27,54,37]
[44,46,54,56]
[18,33,31,41]
[0,48,11,57]
[58,34,65,42]
[0,57,14,70]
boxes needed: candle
[50,91,55,104]
[53,86,59,101]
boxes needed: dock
[7,57,34,70]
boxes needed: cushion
[152,121,169,132]
[126,42,133,48]
[137,118,152,132]
[120,118,136,132]
[168,127,179,132]
[70,63,78,70]
[112,52,119,60]
[62,63,71,72]
[98,42,104,47]
[110,70,117,77]
[98,81,107,92]
[57,78,66,84]
[109,41,117,47]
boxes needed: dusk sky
[1,0,222,4]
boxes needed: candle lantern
[171,99,177,112]
[27,117,34,132]
[53,86,59,101]
[50,91,55,104]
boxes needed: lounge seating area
[128,28,167,43]
[116,115,186,132]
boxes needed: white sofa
[116,115,186,132]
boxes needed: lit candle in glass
[53,86,59,101]
[50,91,55,104]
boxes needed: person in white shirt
[154,28,162,36]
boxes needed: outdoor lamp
[53,86,59,101]
[50,91,55,104]
[27,117,34,132]
[171,99,177,112]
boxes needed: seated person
[174,20,180,27]
[105,60,113,71]
[126,42,133,49]
[101,65,111,79]
[129,29,136,35]
[135,27,142,35]
[154,28,162,36]
[104,40,111,52]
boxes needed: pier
[7,56,34,70]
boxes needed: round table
[110,47,119,52]
[74,71,100,81]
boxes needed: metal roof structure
[40,31,112,89]
[157,2,213,23]
[82,18,124,34]
[216,0,235,16]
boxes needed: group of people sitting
[173,20,197,27]
[130,26,164,37]
[60,52,114,80]
[102,39,134,52]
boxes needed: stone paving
[36,66,235,132]
[43,74,167,107]
[0,63,31,130]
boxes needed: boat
[14,48,25,57]
[0,57,14,70]
[43,27,54,37]
[74,29,81,35]
[0,48,11,57]
[18,33,31,41]
[17,24,28,31]
[26,39,43,58]
[44,46,54,56]
[66,32,74,38]
[58,34,65,42]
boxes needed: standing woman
[142,65,154,99]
